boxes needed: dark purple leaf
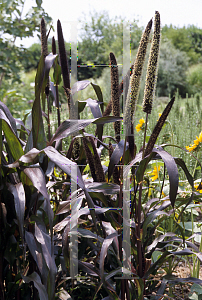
[143,211,170,234]
[53,216,70,232]
[22,272,48,300]
[164,274,202,285]
[84,98,102,118]
[23,167,53,230]
[78,261,100,277]
[147,232,176,253]
[0,101,17,134]
[152,147,178,208]
[49,116,122,145]
[34,223,57,291]
[25,231,43,274]
[7,183,25,241]
[174,157,194,188]
[86,182,120,194]
[108,140,128,181]
[100,232,118,282]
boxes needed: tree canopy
[0,0,52,86]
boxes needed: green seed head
[143,11,161,114]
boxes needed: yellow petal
[139,118,145,125]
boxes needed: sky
[20,0,202,47]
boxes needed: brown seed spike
[57,20,70,91]
[143,12,161,114]
[110,52,120,143]
[52,36,56,55]
[123,18,153,126]
[144,96,175,157]
[40,17,49,96]
[40,17,48,58]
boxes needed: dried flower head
[143,11,161,114]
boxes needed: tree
[156,40,190,97]
[77,11,143,78]
[161,25,202,64]
[0,0,52,86]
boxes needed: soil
[152,262,202,299]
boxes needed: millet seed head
[110,52,120,143]
[123,18,152,126]
[142,11,161,114]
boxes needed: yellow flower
[161,191,166,197]
[199,132,202,143]
[157,113,162,121]
[151,166,160,181]
[186,131,202,152]
[195,184,202,194]
[135,118,145,132]
[174,211,180,223]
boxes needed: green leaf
[53,56,62,85]
[0,101,17,135]
[36,0,42,6]
[91,82,103,105]
[2,119,24,161]
[32,55,46,150]
[143,211,170,236]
